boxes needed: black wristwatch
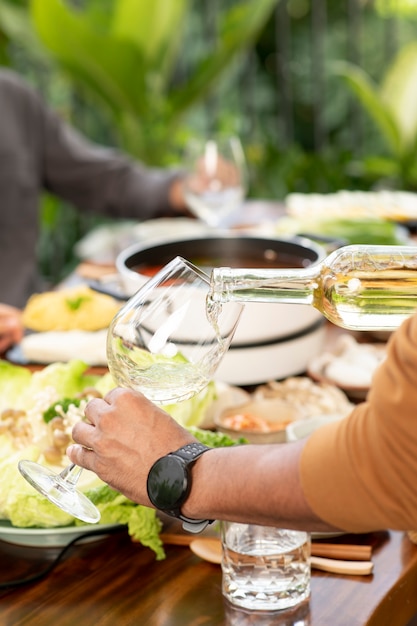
[147,442,213,533]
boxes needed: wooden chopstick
[311,556,374,576]
[160,533,372,561]
[311,543,372,561]
[166,534,374,576]
[160,532,196,546]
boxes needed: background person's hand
[0,303,23,353]
[67,387,197,506]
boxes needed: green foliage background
[1,0,417,283]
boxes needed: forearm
[40,100,186,219]
[182,440,338,532]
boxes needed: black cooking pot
[117,233,324,278]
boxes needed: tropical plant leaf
[380,42,417,150]
[30,0,147,117]
[332,60,402,157]
[375,0,417,18]
[29,0,279,162]
[0,0,47,64]
[169,0,279,116]
[112,0,189,80]
[360,155,400,178]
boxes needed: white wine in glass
[19,257,244,522]
[183,135,247,228]
[107,256,244,404]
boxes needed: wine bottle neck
[210,264,320,305]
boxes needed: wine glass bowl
[107,256,244,404]
[182,135,247,228]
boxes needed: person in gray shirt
[0,68,187,309]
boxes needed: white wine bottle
[209,244,417,331]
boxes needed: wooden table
[0,524,417,626]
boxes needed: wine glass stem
[59,463,83,488]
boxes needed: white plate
[0,520,123,547]
[307,335,387,401]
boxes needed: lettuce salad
[0,359,239,559]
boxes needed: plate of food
[7,285,122,367]
[285,190,417,224]
[0,359,247,555]
[214,376,353,443]
[307,334,387,401]
[0,520,124,547]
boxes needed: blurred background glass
[183,135,247,227]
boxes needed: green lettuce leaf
[164,381,217,427]
[0,358,101,413]
[274,216,403,245]
[26,360,101,403]
[83,484,164,559]
[0,361,33,411]
[6,492,74,528]
[189,425,248,447]
[0,360,233,560]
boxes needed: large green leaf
[375,0,417,17]
[29,0,279,162]
[380,42,417,150]
[169,0,279,115]
[0,0,47,64]
[31,0,147,117]
[332,60,402,157]
[112,0,189,79]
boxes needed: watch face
[147,456,188,510]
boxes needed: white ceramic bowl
[214,397,301,443]
[116,234,327,385]
[286,413,345,442]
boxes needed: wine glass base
[18,460,101,524]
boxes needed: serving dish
[12,330,108,366]
[307,335,387,401]
[0,520,122,547]
[213,376,353,443]
[285,190,417,223]
[286,413,345,441]
[215,398,299,443]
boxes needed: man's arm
[67,387,339,532]
[181,438,335,532]
[6,70,186,219]
[67,311,417,534]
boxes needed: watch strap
[169,442,213,533]
[169,442,211,463]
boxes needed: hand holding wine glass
[183,135,247,228]
[18,257,243,522]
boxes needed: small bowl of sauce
[214,398,300,443]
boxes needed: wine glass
[182,135,248,228]
[18,257,244,522]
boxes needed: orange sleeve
[300,313,417,533]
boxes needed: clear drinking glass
[221,522,311,612]
[19,257,244,522]
[183,135,247,228]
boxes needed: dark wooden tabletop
[0,523,417,626]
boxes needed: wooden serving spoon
[189,538,374,576]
